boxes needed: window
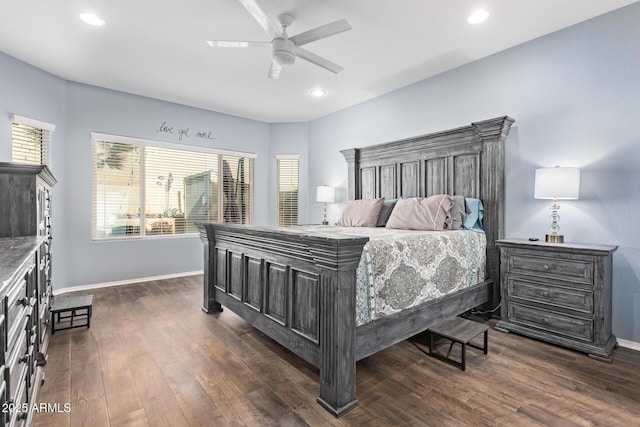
[11,115,55,166]
[92,133,254,239]
[277,155,299,226]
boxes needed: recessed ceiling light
[79,13,105,26]
[310,88,326,97]
[467,10,489,24]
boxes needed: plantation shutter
[277,155,299,226]
[11,115,55,166]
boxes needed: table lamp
[534,166,580,243]
[316,185,335,225]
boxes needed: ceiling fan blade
[290,19,351,46]
[206,40,270,48]
[268,62,282,79]
[237,0,281,38]
[296,48,343,74]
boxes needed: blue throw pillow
[464,198,484,232]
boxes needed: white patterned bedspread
[289,226,486,326]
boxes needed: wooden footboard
[197,222,493,417]
[197,222,369,417]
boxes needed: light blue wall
[1,3,638,343]
[0,54,271,289]
[62,83,270,287]
[307,4,640,342]
[0,52,68,289]
[0,52,67,162]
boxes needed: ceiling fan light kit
[272,37,296,66]
[209,1,351,79]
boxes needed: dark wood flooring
[35,275,640,426]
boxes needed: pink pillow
[338,198,385,227]
[385,195,455,230]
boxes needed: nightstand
[495,239,618,362]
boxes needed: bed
[197,116,514,417]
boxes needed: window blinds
[277,156,299,227]
[11,115,56,166]
[92,134,254,239]
[93,140,142,237]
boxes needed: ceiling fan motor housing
[272,37,296,66]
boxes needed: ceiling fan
[207,0,351,79]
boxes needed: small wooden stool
[428,316,489,371]
[51,294,93,334]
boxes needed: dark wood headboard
[340,116,515,308]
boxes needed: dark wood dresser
[496,238,617,362]
[0,163,56,425]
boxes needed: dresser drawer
[508,303,593,342]
[27,343,36,390]
[5,325,28,403]
[0,313,5,355]
[0,373,6,425]
[6,370,28,427]
[507,251,593,285]
[5,277,30,353]
[507,277,593,314]
[39,301,50,349]
[0,369,8,427]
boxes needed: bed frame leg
[306,234,367,417]
[315,268,359,417]
[198,224,223,314]
[202,301,223,314]
[317,396,358,418]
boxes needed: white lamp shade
[316,185,335,203]
[534,167,580,200]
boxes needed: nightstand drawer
[508,303,593,342]
[508,277,593,314]
[507,251,593,285]
[497,239,617,361]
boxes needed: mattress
[291,226,487,326]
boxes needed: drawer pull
[543,265,550,271]
[17,297,29,307]
[542,291,550,297]
[543,318,549,324]
[19,354,29,364]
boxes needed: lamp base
[545,233,564,243]
[321,220,329,226]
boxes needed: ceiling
[0,0,636,123]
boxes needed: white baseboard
[53,270,203,296]
[617,338,640,352]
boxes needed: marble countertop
[0,236,44,290]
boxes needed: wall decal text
[156,121,216,141]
